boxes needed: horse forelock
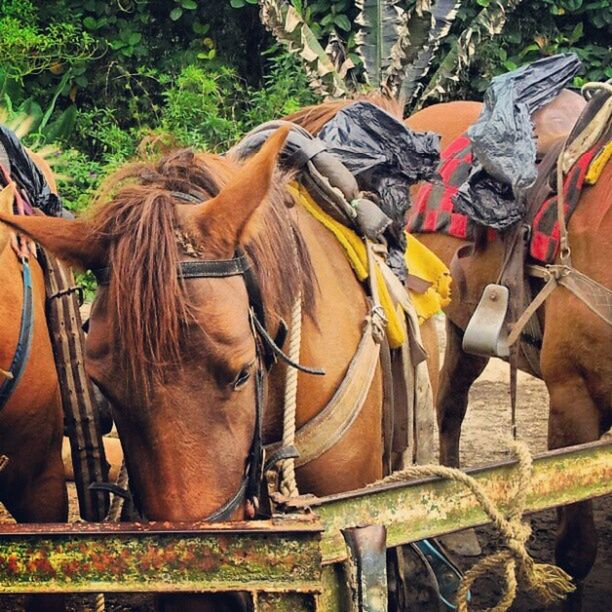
[88,148,316,397]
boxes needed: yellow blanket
[290,183,451,347]
[404,233,452,324]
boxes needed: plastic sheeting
[0,125,62,216]
[454,53,582,230]
[318,101,439,276]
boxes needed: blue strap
[414,538,471,609]
[0,257,34,412]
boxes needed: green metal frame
[0,440,610,609]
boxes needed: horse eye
[232,367,251,390]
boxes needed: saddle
[233,121,436,471]
[532,89,586,158]
[235,120,464,610]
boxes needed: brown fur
[285,91,405,131]
[406,99,611,608]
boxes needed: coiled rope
[371,439,575,611]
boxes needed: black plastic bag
[0,125,62,216]
[454,53,582,230]
[318,101,440,245]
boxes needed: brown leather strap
[507,273,557,347]
[291,319,379,467]
[266,317,381,468]
[40,250,110,521]
[380,336,395,476]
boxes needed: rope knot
[454,439,576,611]
[370,305,387,344]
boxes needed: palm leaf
[355,0,407,90]
[400,0,462,107]
[418,0,525,107]
[259,0,348,98]
[382,0,443,98]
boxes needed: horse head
[0,127,293,522]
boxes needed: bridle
[93,247,322,521]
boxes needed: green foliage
[0,0,605,188]
[160,65,243,151]
[244,51,318,125]
[0,0,94,84]
[432,0,611,97]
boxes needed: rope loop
[372,439,575,611]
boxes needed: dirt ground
[1,316,610,611]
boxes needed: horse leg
[547,376,604,611]
[437,319,489,467]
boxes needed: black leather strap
[0,257,34,413]
[179,256,250,279]
[93,255,250,285]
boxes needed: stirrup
[462,284,510,358]
[412,538,470,610]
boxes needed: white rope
[95,593,105,612]
[581,80,612,99]
[280,295,302,498]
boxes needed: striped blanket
[406,133,607,264]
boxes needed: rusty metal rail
[0,439,609,605]
[293,438,612,564]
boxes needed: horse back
[405,101,483,150]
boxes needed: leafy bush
[447,0,611,96]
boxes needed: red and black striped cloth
[406,133,600,264]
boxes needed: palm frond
[355,0,407,90]
[400,0,462,107]
[259,0,348,98]
[418,0,525,107]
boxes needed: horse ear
[0,183,16,254]
[192,126,289,254]
[0,212,103,270]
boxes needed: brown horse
[404,96,611,608]
[289,91,611,606]
[0,127,394,610]
[0,155,68,611]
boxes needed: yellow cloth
[290,183,451,346]
[585,140,611,185]
[404,232,452,324]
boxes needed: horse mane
[88,148,316,395]
[284,92,405,134]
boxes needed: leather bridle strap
[93,255,251,286]
[0,257,34,413]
